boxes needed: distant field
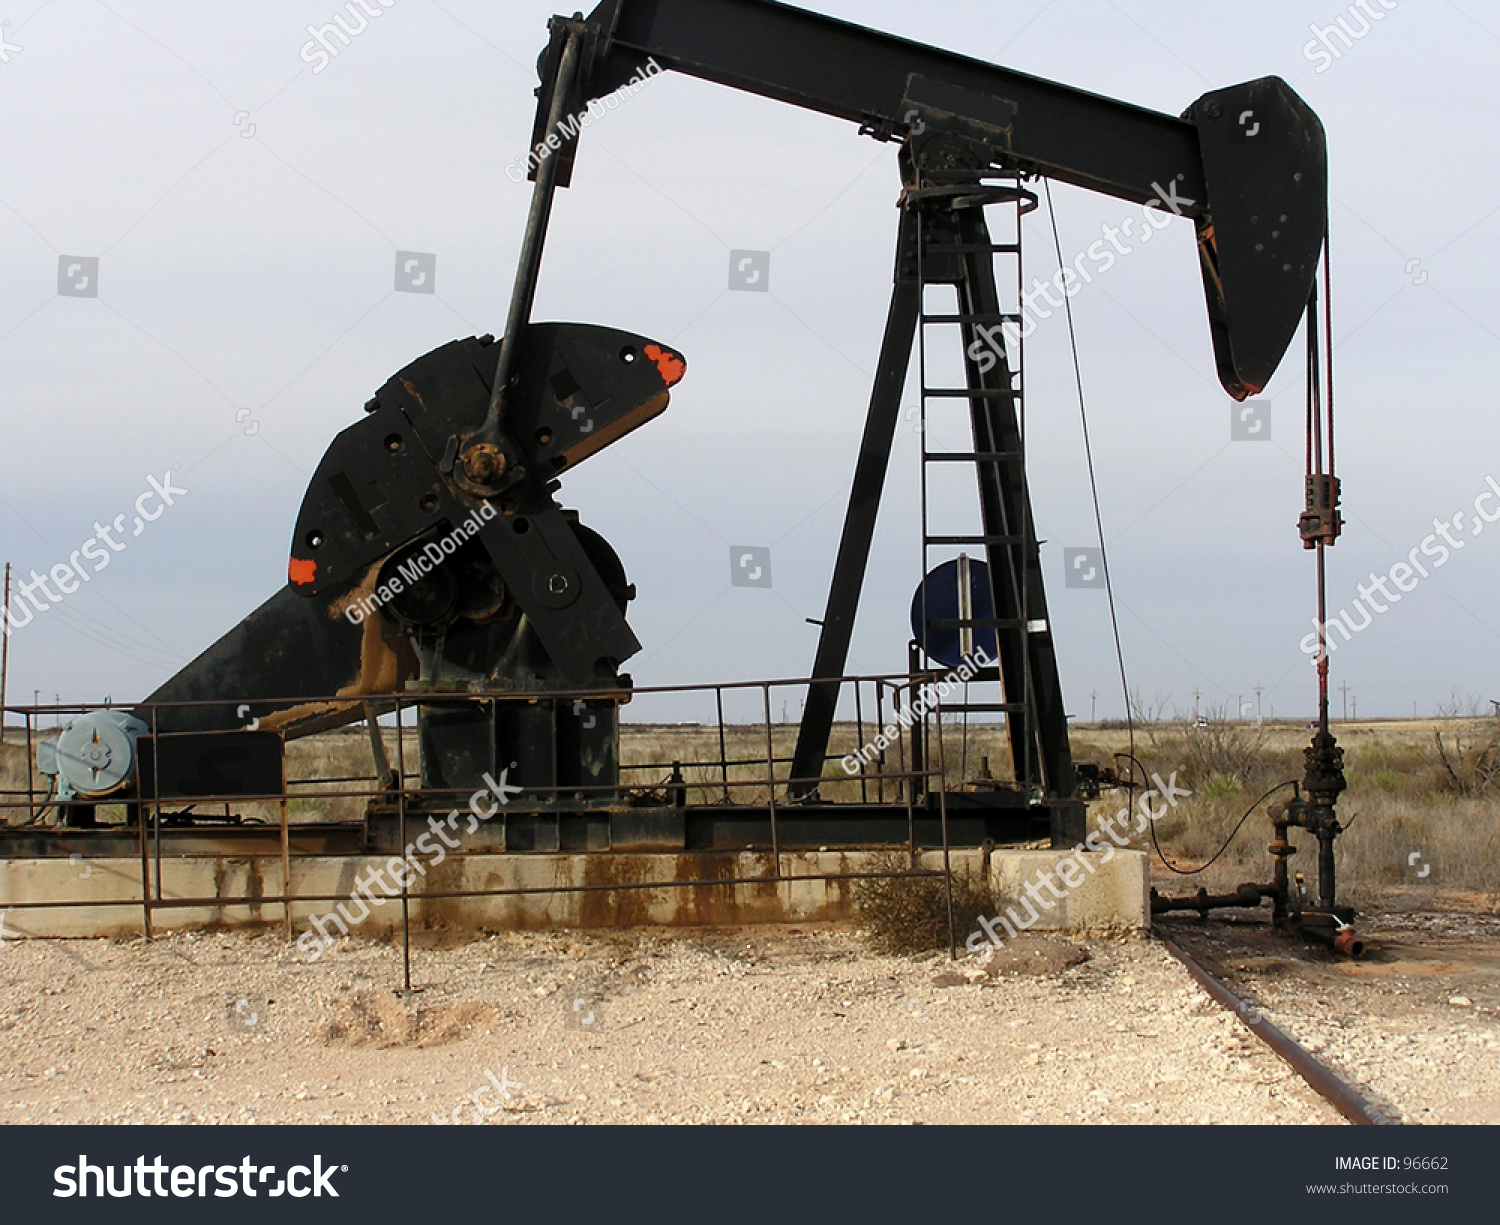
[1066,718,1500,907]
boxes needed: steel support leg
[789,210,923,799]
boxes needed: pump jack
[32,2,1351,940]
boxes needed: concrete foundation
[0,848,1149,940]
[986,849,1152,938]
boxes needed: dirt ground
[0,924,1349,1126]
[1162,900,1500,1125]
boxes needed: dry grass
[1062,717,1500,910]
[850,850,995,955]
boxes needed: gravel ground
[0,925,1342,1126]
[1161,908,1500,1126]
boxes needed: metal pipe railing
[0,670,986,983]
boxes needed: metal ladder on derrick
[911,172,1061,804]
[788,167,1082,845]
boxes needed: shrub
[853,851,995,954]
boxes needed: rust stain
[341,604,412,696]
[580,853,658,927]
[400,378,427,412]
[256,699,351,734]
[558,391,668,471]
[563,853,791,927]
[258,566,417,734]
[674,853,740,926]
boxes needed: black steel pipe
[1150,882,1269,915]
[1317,823,1338,914]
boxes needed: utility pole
[1351,694,1357,721]
[0,562,9,744]
[1254,685,1263,724]
[1339,681,1350,722]
[1091,689,1097,723]
[1193,688,1201,719]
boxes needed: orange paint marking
[643,343,686,387]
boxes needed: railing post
[279,740,292,942]
[931,685,956,960]
[152,707,163,910]
[24,709,35,823]
[394,693,411,995]
[853,679,867,804]
[761,686,780,878]
[140,704,158,941]
[716,688,731,805]
[907,641,926,805]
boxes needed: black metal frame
[786,164,1081,844]
[510,0,1324,846]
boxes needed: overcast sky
[1,0,1497,728]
